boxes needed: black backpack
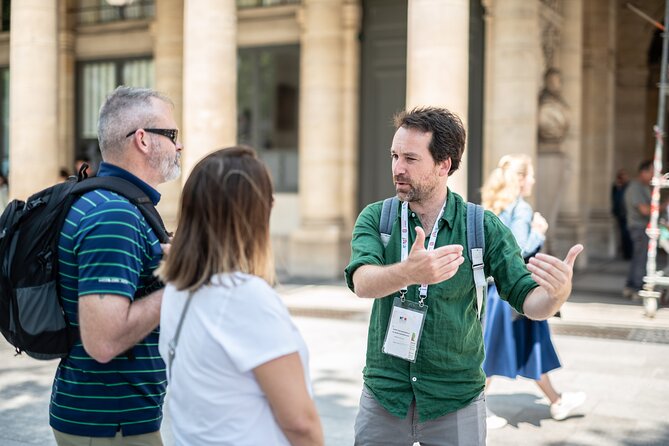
[0,171,171,360]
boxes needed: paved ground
[1,257,668,445]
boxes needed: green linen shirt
[344,189,539,422]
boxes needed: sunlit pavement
[1,257,668,445]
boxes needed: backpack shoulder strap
[71,177,171,243]
[466,202,486,320]
[379,197,399,236]
[379,197,400,247]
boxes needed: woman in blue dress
[480,154,586,429]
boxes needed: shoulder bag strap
[167,292,194,380]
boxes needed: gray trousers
[626,226,649,290]
[354,386,486,446]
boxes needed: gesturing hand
[527,244,584,303]
[406,226,465,285]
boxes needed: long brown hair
[157,146,275,290]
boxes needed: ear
[129,129,151,155]
[438,157,452,177]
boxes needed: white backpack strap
[466,203,486,320]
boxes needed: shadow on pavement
[311,368,360,446]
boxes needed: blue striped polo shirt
[50,163,166,437]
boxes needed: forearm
[352,263,411,299]
[282,411,324,446]
[80,289,163,362]
[522,286,561,320]
[255,353,324,446]
[112,290,163,352]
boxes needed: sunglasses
[126,128,179,145]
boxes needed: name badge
[382,296,428,363]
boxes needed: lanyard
[399,200,446,306]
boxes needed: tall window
[76,0,155,25]
[77,58,154,170]
[237,0,300,7]
[238,45,299,192]
[1,0,10,32]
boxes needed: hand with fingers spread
[404,226,465,285]
[524,244,584,319]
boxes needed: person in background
[623,160,654,300]
[611,168,632,260]
[480,154,586,429]
[157,146,323,446]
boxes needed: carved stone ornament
[540,0,561,14]
[538,68,570,151]
[539,0,563,71]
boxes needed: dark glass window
[76,0,155,26]
[237,0,300,8]
[238,45,299,192]
[1,0,10,32]
[77,58,154,171]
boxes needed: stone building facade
[1,0,665,277]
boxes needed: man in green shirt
[345,106,583,445]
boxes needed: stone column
[155,0,184,231]
[288,0,346,278]
[182,0,237,179]
[483,0,541,178]
[582,0,617,258]
[9,0,59,199]
[615,4,651,166]
[552,0,584,261]
[406,0,470,197]
[341,0,362,232]
[58,0,75,176]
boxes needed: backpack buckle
[25,198,45,211]
[38,250,53,273]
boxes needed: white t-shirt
[158,273,311,446]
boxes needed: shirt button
[412,376,417,382]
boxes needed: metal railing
[635,1,669,318]
[73,0,155,26]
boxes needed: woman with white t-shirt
[157,146,323,446]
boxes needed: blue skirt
[482,283,561,380]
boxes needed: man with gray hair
[50,86,182,445]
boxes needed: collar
[401,188,456,229]
[440,188,457,230]
[97,162,161,205]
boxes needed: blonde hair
[157,146,275,291]
[480,154,533,215]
